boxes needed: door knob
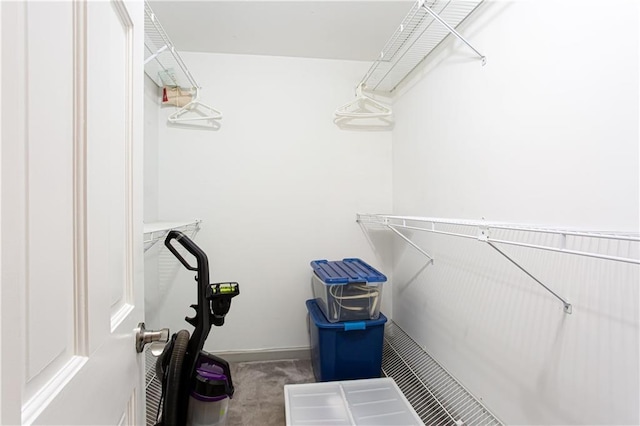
[135,322,169,353]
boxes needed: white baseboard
[210,346,311,363]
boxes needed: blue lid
[306,299,387,330]
[310,258,387,285]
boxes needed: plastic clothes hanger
[167,86,222,123]
[334,83,393,119]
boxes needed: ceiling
[147,1,415,61]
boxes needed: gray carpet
[226,359,316,426]
[145,352,315,426]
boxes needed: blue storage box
[306,299,387,382]
[310,258,387,323]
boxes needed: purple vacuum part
[191,359,231,402]
[191,392,228,403]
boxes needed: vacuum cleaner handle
[164,229,212,350]
[164,230,214,426]
[164,230,208,273]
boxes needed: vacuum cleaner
[154,230,240,426]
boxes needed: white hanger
[334,83,393,119]
[167,86,222,123]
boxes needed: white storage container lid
[284,377,424,426]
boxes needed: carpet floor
[145,356,315,426]
[226,359,316,426]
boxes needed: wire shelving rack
[143,220,201,252]
[357,214,640,313]
[143,1,198,89]
[360,0,485,94]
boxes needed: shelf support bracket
[420,2,486,65]
[388,225,435,265]
[487,241,572,314]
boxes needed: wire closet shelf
[357,214,640,313]
[382,321,503,426]
[143,220,201,252]
[144,2,222,123]
[360,0,485,94]
[144,2,197,89]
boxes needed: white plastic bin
[284,377,424,426]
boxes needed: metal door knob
[135,322,169,353]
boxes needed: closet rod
[144,45,168,66]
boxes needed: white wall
[143,75,162,321]
[388,0,639,425]
[143,75,159,224]
[145,53,393,354]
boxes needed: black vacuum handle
[163,230,218,426]
[164,230,208,272]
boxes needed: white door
[1,0,146,424]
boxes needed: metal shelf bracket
[481,225,572,313]
[419,0,486,66]
[388,224,435,265]
[487,241,572,314]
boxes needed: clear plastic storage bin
[310,258,387,323]
[284,377,424,426]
